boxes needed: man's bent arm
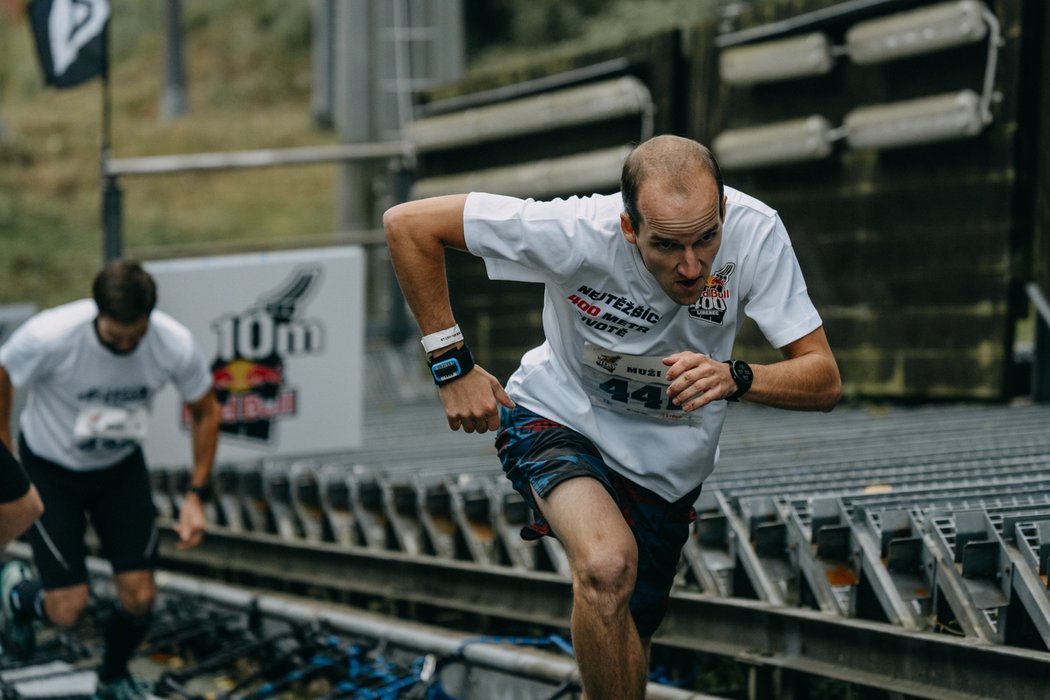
[0,365,16,452]
[0,370,43,547]
[0,487,43,549]
[665,326,841,413]
[174,389,220,548]
[747,326,842,412]
[384,195,514,433]
[186,389,219,488]
[384,194,470,335]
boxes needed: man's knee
[115,572,156,616]
[29,485,43,509]
[21,487,44,521]
[119,588,155,617]
[573,541,638,608]
[44,585,90,627]
[0,488,43,538]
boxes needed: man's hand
[663,352,735,411]
[173,494,207,549]
[438,366,515,433]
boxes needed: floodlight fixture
[410,145,633,200]
[712,115,836,170]
[843,89,984,150]
[406,77,653,153]
[846,0,989,64]
[718,32,836,85]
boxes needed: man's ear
[620,212,638,245]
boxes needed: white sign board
[145,247,364,466]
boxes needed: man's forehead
[637,173,720,219]
[99,315,149,330]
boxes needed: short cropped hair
[92,259,157,324]
[621,135,724,231]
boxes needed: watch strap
[187,483,213,501]
[725,360,753,401]
[428,344,475,385]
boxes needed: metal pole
[102,175,123,262]
[100,22,122,262]
[1037,317,1050,403]
[310,0,334,128]
[386,164,413,346]
[162,0,189,120]
[432,0,465,83]
[332,0,376,234]
[1026,283,1050,403]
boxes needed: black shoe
[92,675,154,700]
[0,560,36,658]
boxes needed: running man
[383,135,841,699]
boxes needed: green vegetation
[0,0,330,308]
[466,0,718,66]
[0,0,717,309]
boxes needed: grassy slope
[0,1,334,308]
[0,0,717,309]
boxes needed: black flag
[28,0,110,88]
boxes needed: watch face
[733,360,753,385]
[431,358,463,382]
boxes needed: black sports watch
[428,344,476,386]
[724,359,753,401]
[186,483,213,501]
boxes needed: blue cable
[547,634,575,657]
[455,633,575,658]
[648,662,699,688]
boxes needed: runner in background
[0,259,219,700]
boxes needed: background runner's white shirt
[0,299,212,471]
[463,187,822,501]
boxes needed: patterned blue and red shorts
[495,404,700,638]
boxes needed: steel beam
[660,593,1050,700]
[157,526,573,629]
[104,141,407,177]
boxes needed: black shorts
[0,442,31,503]
[20,435,158,590]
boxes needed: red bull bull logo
[208,358,297,433]
[688,262,736,325]
[193,267,324,444]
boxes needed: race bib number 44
[581,343,696,424]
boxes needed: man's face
[95,315,150,355]
[620,173,725,306]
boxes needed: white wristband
[421,324,464,353]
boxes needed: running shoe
[92,675,155,700]
[0,559,36,658]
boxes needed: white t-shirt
[463,187,822,501]
[0,299,213,471]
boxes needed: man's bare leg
[42,582,90,627]
[533,477,647,700]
